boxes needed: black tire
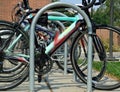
[0,20,29,90]
[70,30,106,83]
[92,25,120,90]
[0,20,29,73]
[0,64,29,91]
[71,25,120,90]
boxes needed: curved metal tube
[30,2,93,92]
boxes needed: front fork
[92,34,106,61]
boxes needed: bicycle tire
[71,24,120,90]
[0,20,29,73]
[93,25,120,90]
[70,30,106,82]
[0,65,29,91]
[0,20,29,90]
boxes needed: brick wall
[0,0,51,21]
[96,29,120,49]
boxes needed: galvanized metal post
[30,2,93,92]
[29,18,35,92]
[87,34,93,92]
[64,42,67,75]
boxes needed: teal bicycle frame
[5,15,81,62]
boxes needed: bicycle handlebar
[81,0,96,9]
[94,0,106,5]
[81,0,106,9]
[12,0,106,23]
[22,0,106,10]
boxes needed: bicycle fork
[92,34,106,61]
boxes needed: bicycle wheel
[0,20,29,73]
[0,21,20,72]
[70,30,106,82]
[92,25,120,90]
[71,25,120,90]
[0,20,29,90]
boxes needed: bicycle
[71,0,120,90]
[30,0,120,90]
[0,0,115,90]
[9,0,103,76]
[15,0,120,90]
[0,8,66,92]
[0,0,95,90]
[0,20,29,90]
[29,0,107,90]
[0,0,76,90]
[11,0,75,73]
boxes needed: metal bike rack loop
[30,2,93,92]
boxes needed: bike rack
[30,2,93,92]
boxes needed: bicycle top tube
[48,15,80,22]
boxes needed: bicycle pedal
[38,75,42,83]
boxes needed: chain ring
[35,49,53,75]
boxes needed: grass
[78,59,120,79]
[93,61,120,80]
